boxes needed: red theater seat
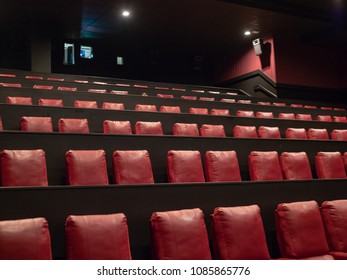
[211,205,270,259]
[285,128,308,139]
[0,83,22,87]
[332,116,347,122]
[334,108,345,111]
[199,97,215,101]
[110,90,128,95]
[233,125,257,138]
[256,112,274,118]
[58,86,77,91]
[33,85,53,90]
[204,151,241,182]
[316,115,332,122]
[150,208,211,260]
[291,104,304,108]
[87,89,107,93]
[238,99,251,104]
[6,96,33,105]
[304,105,317,109]
[65,213,132,260]
[307,128,329,140]
[157,94,173,98]
[221,98,235,103]
[278,113,295,120]
[0,149,48,186]
[181,95,197,100]
[321,107,333,110]
[25,75,43,79]
[47,77,64,81]
[172,123,199,136]
[275,201,333,260]
[280,152,313,180]
[200,124,226,137]
[189,107,209,114]
[315,152,346,179]
[135,104,157,112]
[65,150,109,186]
[103,120,132,134]
[296,114,312,121]
[102,102,125,110]
[210,109,230,116]
[167,150,205,183]
[273,102,286,106]
[160,106,181,113]
[0,73,16,77]
[257,102,271,106]
[257,126,281,139]
[331,129,347,141]
[74,100,98,109]
[248,151,283,181]
[38,99,63,107]
[236,110,254,117]
[135,121,163,135]
[321,200,347,259]
[58,118,89,133]
[112,150,154,184]
[0,217,52,260]
[20,116,53,132]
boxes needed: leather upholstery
[257,102,271,105]
[248,151,283,181]
[236,110,254,117]
[110,90,128,95]
[38,99,63,107]
[58,118,89,133]
[150,208,211,260]
[332,116,347,122]
[280,152,313,180]
[6,96,33,105]
[135,104,157,112]
[204,150,241,182]
[291,104,304,108]
[233,125,257,138]
[321,107,333,110]
[66,150,109,186]
[33,85,53,90]
[221,98,235,103]
[296,114,312,120]
[25,75,43,79]
[275,201,330,259]
[0,83,21,87]
[285,128,308,139]
[74,100,98,108]
[160,106,181,113]
[0,149,48,186]
[65,213,132,260]
[113,150,154,184]
[315,152,346,179]
[330,129,347,141]
[212,205,270,259]
[0,217,52,260]
[20,116,53,132]
[57,86,77,91]
[200,124,226,137]
[181,95,197,100]
[157,94,173,98]
[135,121,163,135]
[316,115,332,122]
[210,109,230,116]
[238,99,251,104]
[199,97,215,101]
[172,123,199,136]
[189,107,209,114]
[278,113,295,120]
[87,89,107,93]
[167,150,205,183]
[273,102,286,106]
[307,128,329,140]
[304,105,317,109]
[257,126,281,138]
[256,112,274,118]
[102,102,125,110]
[103,120,132,134]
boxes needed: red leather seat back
[275,201,330,259]
[102,102,125,110]
[315,152,346,179]
[0,217,52,260]
[204,151,241,182]
[212,205,270,259]
[135,121,163,135]
[280,152,313,180]
[237,99,251,104]
[332,116,347,123]
[87,89,107,93]
[199,97,214,101]
[331,129,347,141]
[167,150,205,183]
[221,98,235,103]
[273,102,286,106]
[113,150,154,184]
[257,102,271,106]
[135,104,157,112]
[233,125,257,138]
[20,116,53,132]
[248,151,283,181]
[210,109,230,116]
[285,128,308,139]
[74,100,98,109]
[188,107,209,114]
[200,124,226,137]
[316,115,332,122]
[38,99,63,107]
[321,200,347,252]
[257,126,281,138]
[296,114,312,120]
[103,120,132,134]
[172,123,199,136]
[278,113,295,120]
[181,95,197,100]
[236,110,254,117]
[58,118,89,133]
[6,96,33,105]
[33,85,53,90]
[307,128,329,140]
[58,86,77,91]
[160,106,181,113]
[110,90,128,95]
[150,208,211,260]
[304,105,317,109]
[0,83,22,87]
[157,94,173,98]
[0,149,48,186]
[65,213,132,260]
[66,150,109,186]
[255,112,274,119]
[291,104,303,108]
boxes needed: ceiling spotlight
[122,10,130,17]
[244,30,251,36]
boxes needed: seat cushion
[58,118,89,133]
[280,152,313,180]
[172,123,199,136]
[233,125,257,138]
[135,121,163,135]
[200,124,226,137]
[20,116,53,132]
[248,151,283,181]
[315,152,346,179]
[103,120,132,134]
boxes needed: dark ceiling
[0,0,346,53]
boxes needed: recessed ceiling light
[244,31,251,36]
[122,10,130,17]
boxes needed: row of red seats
[1,199,346,260]
[1,149,346,187]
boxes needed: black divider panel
[0,180,346,259]
[1,104,347,137]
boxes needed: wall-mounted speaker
[252,38,263,56]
